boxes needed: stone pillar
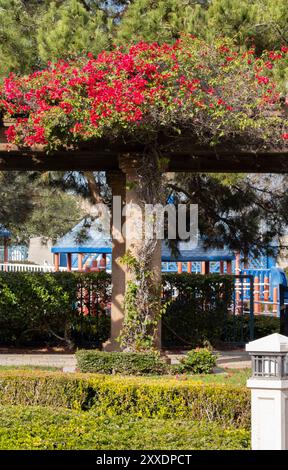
[150,239,162,350]
[103,171,126,351]
[246,333,288,450]
[103,154,163,351]
[120,156,162,350]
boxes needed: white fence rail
[0,263,67,272]
[0,263,109,273]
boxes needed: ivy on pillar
[104,152,166,352]
[116,153,165,351]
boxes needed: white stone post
[246,333,288,450]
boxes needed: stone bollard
[246,333,288,450]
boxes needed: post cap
[246,333,288,353]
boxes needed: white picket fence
[0,263,67,272]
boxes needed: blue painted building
[51,218,111,270]
[51,218,239,273]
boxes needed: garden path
[0,350,251,371]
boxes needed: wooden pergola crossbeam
[1,142,288,172]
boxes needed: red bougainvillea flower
[5,125,16,141]
[0,35,287,150]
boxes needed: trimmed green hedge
[76,350,168,375]
[1,271,276,349]
[0,371,250,428]
[162,274,280,346]
[0,406,250,450]
[225,315,280,343]
[0,271,235,349]
[253,315,280,337]
[76,349,217,376]
[162,273,234,348]
[0,271,111,347]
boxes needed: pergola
[1,131,288,349]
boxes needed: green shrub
[224,315,280,343]
[177,348,217,374]
[76,350,169,375]
[0,406,250,450]
[0,371,250,428]
[162,273,234,348]
[0,271,111,347]
[162,274,280,347]
[2,270,276,350]
[0,271,235,349]
[253,315,280,337]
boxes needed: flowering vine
[0,36,287,151]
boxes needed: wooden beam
[0,138,288,173]
[0,147,119,171]
[1,149,288,173]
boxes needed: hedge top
[0,369,250,427]
[0,369,245,390]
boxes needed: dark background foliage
[0,271,111,347]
